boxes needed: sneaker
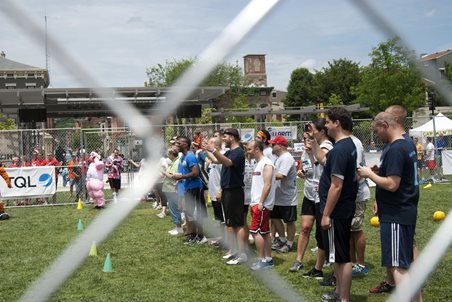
[222,252,236,260]
[168,227,183,236]
[320,275,336,287]
[251,259,274,271]
[276,243,293,253]
[321,289,339,301]
[152,201,158,208]
[157,212,166,219]
[0,212,10,220]
[271,237,285,250]
[369,281,395,294]
[226,253,247,265]
[288,260,304,272]
[352,263,368,277]
[303,267,324,279]
[197,236,208,244]
[155,205,162,210]
[183,234,196,244]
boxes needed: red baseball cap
[268,135,288,147]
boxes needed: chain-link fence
[2,114,450,207]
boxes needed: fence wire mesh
[1,0,451,302]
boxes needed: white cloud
[425,9,436,18]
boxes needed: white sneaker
[168,227,183,236]
[157,212,166,219]
[156,205,162,210]
[226,253,247,265]
[197,236,208,244]
[152,202,158,208]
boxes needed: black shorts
[380,222,414,268]
[184,188,207,221]
[222,187,244,227]
[270,205,297,223]
[322,218,352,264]
[108,178,121,190]
[154,182,167,206]
[301,197,316,216]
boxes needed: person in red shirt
[46,153,61,203]
[21,156,31,167]
[8,156,22,168]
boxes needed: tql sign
[1,167,56,199]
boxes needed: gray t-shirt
[312,140,334,203]
[274,152,298,206]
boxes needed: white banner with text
[0,167,56,199]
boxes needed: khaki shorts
[351,201,367,232]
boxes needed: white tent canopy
[409,113,452,137]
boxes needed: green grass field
[1,183,451,302]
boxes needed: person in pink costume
[86,151,105,209]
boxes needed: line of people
[154,105,420,302]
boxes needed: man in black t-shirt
[318,107,358,302]
[204,128,247,265]
[358,112,421,302]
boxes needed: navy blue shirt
[221,147,245,189]
[319,137,358,219]
[376,138,419,225]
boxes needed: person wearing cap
[204,127,247,265]
[318,107,358,302]
[256,129,277,163]
[268,135,298,254]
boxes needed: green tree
[314,58,361,105]
[146,58,244,88]
[0,114,16,130]
[147,58,194,86]
[328,93,343,106]
[354,38,425,115]
[284,68,316,120]
[225,94,255,124]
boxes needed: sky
[1,0,451,91]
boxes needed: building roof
[420,50,452,62]
[0,56,44,71]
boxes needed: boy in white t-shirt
[246,140,276,270]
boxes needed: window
[25,83,37,88]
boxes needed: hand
[321,215,331,230]
[201,139,209,151]
[357,165,372,178]
[370,164,379,174]
[297,169,305,178]
[171,173,183,180]
[258,203,263,211]
[372,200,378,216]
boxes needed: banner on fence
[442,150,452,175]
[267,126,298,140]
[240,129,255,142]
[0,167,56,199]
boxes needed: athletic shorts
[249,205,271,235]
[222,187,245,227]
[184,188,207,222]
[351,201,367,232]
[380,222,414,269]
[301,196,316,216]
[322,218,352,264]
[270,205,297,223]
[108,178,121,190]
[426,160,435,170]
